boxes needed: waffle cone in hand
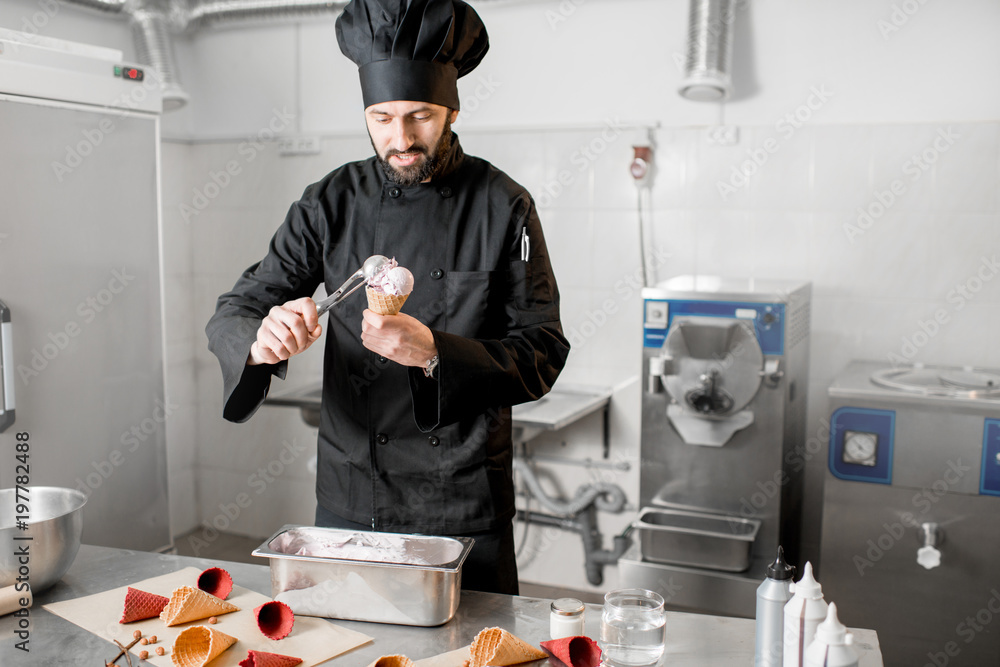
[239,650,303,667]
[160,585,240,626]
[469,627,548,666]
[366,286,409,315]
[366,656,415,667]
[171,625,237,667]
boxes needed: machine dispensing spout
[685,369,735,414]
[917,522,943,570]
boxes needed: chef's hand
[248,297,322,366]
[361,310,437,369]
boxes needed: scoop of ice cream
[368,259,414,296]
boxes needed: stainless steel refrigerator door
[0,94,170,551]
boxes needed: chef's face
[366,100,459,186]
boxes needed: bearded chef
[206,0,569,594]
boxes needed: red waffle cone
[540,636,601,667]
[197,567,234,600]
[254,600,295,640]
[239,650,303,667]
[119,587,170,624]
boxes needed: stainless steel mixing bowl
[0,487,86,593]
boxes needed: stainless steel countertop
[0,545,883,665]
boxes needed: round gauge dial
[843,431,878,466]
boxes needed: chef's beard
[373,119,453,187]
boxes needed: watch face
[843,430,878,467]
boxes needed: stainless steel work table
[0,545,884,665]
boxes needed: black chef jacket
[206,135,569,534]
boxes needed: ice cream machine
[619,276,812,618]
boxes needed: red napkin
[540,636,601,667]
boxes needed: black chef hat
[336,0,489,110]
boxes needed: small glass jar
[550,597,586,639]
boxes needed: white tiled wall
[4,0,999,593]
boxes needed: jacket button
[377,355,388,364]
[438,186,452,198]
[388,187,401,198]
[376,433,389,445]
[428,436,440,447]
[430,268,444,280]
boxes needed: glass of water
[599,588,666,667]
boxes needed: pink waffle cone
[239,649,303,667]
[197,566,233,600]
[540,636,601,667]
[469,627,548,667]
[254,600,295,640]
[366,286,409,315]
[171,625,238,667]
[366,656,415,667]
[119,587,170,624]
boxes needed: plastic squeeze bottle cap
[791,561,823,598]
[813,603,853,646]
[767,546,795,581]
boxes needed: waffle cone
[171,625,238,667]
[540,636,601,667]
[197,566,234,600]
[239,650,303,667]
[366,287,409,315]
[120,587,170,624]
[253,600,295,640]
[366,656,415,667]
[469,627,547,666]
[160,586,240,626]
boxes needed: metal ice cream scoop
[315,254,390,315]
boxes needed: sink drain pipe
[513,457,631,586]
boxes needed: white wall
[5,0,998,594]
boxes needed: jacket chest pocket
[444,270,504,337]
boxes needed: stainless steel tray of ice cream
[252,525,474,626]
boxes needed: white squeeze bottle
[783,561,828,667]
[755,546,795,667]
[804,603,859,667]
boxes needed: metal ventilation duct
[679,0,735,102]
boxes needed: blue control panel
[643,298,786,355]
[980,419,1000,497]
[829,407,895,484]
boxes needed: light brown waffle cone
[160,585,240,626]
[366,656,415,667]
[171,625,238,667]
[366,286,409,315]
[469,627,547,666]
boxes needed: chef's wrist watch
[423,354,439,379]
